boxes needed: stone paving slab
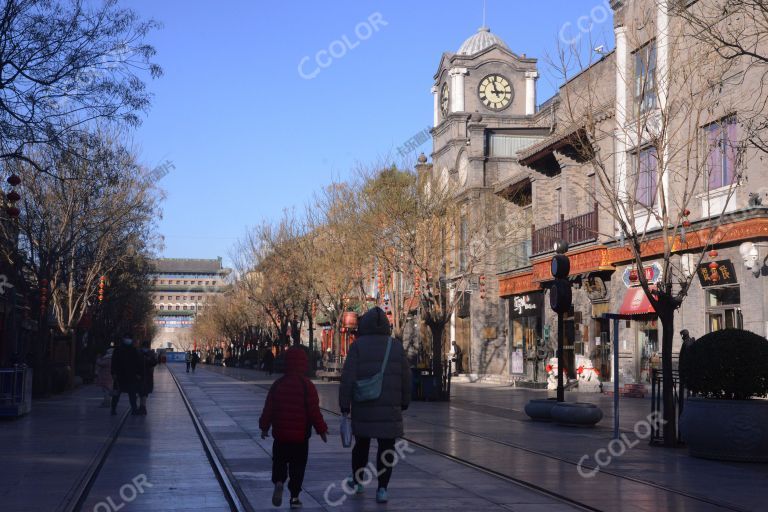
[171,363,580,512]
[79,366,230,512]
[209,365,768,512]
[0,382,124,512]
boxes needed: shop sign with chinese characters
[697,260,737,287]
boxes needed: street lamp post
[550,240,572,403]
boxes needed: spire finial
[482,0,487,29]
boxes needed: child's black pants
[272,440,309,497]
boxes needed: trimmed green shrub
[681,328,768,400]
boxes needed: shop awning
[618,287,657,318]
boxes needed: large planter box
[680,397,768,462]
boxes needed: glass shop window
[706,286,743,332]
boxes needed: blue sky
[123,0,615,265]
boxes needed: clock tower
[430,26,546,378]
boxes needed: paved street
[1,362,766,511]
[211,365,768,512]
[172,364,580,511]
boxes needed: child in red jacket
[260,347,328,509]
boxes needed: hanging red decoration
[708,261,719,270]
[682,220,691,228]
[709,249,718,259]
[6,190,20,202]
[7,174,21,186]
[6,206,19,218]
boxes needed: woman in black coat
[339,307,411,503]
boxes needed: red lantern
[6,206,19,218]
[682,220,691,228]
[683,209,691,217]
[708,261,719,270]
[7,174,21,186]
[6,190,20,202]
[709,249,718,259]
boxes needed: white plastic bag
[340,414,352,448]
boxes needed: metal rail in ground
[219,366,748,512]
[61,408,130,512]
[168,367,250,512]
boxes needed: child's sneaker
[290,497,303,509]
[272,482,284,507]
[376,488,388,503]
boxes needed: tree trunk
[429,322,446,400]
[659,306,677,447]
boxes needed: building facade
[426,1,768,387]
[149,258,230,352]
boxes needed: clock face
[478,74,513,111]
[440,82,449,116]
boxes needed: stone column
[525,71,539,115]
[431,85,439,127]
[450,68,468,113]
[657,0,670,208]
[615,25,628,211]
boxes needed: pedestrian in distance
[138,341,157,415]
[110,337,142,416]
[451,340,463,375]
[339,306,411,504]
[260,347,328,509]
[94,347,114,407]
[185,351,192,373]
[191,351,200,372]
[263,348,275,376]
[679,329,697,411]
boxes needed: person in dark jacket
[260,347,328,509]
[263,348,275,375]
[191,351,200,372]
[339,307,411,504]
[137,341,157,415]
[110,338,142,416]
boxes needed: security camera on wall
[739,242,761,275]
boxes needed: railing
[531,205,598,255]
[498,239,533,273]
[0,366,33,417]
[650,368,682,445]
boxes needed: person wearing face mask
[110,337,142,416]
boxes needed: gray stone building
[149,258,230,352]
[425,1,768,388]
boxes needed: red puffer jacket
[259,348,328,443]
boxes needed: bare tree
[306,181,370,357]
[550,6,750,444]
[357,164,527,398]
[671,0,768,154]
[1,133,161,384]
[0,0,162,173]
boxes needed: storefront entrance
[508,293,544,382]
[635,320,659,384]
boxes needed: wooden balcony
[532,205,598,255]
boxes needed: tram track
[208,366,748,512]
[63,368,249,512]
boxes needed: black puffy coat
[339,307,411,439]
[111,342,141,392]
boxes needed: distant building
[149,258,230,351]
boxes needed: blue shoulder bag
[353,338,392,402]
